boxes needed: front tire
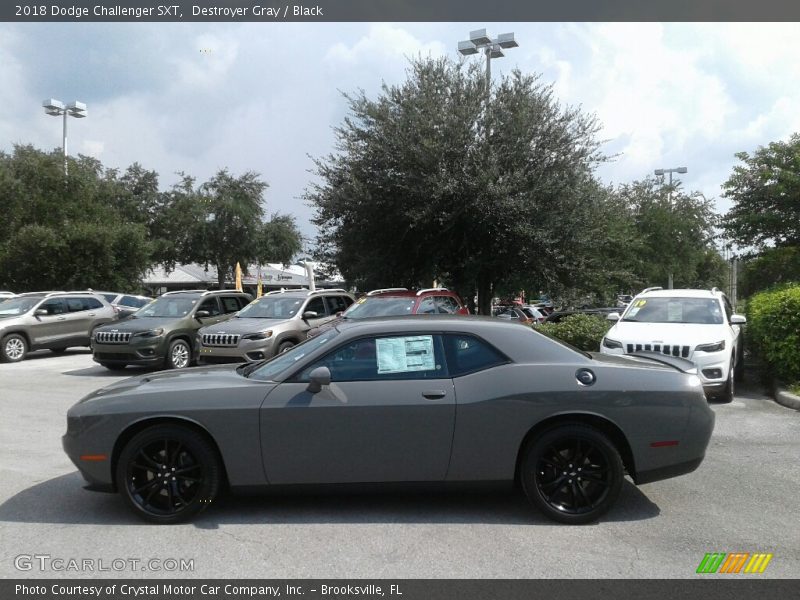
[1,334,28,363]
[717,359,735,403]
[165,339,191,370]
[520,424,624,524]
[116,424,222,524]
[277,341,295,354]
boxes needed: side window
[325,295,349,314]
[39,299,67,315]
[197,297,221,317]
[444,334,509,377]
[416,297,437,314]
[305,297,326,316]
[119,296,148,308]
[101,293,118,303]
[296,334,447,382]
[66,298,87,312]
[237,296,251,310]
[342,296,354,308]
[220,296,241,314]
[84,297,103,310]
[436,296,459,314]
[722,297,733,322]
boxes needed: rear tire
[520,424,624,524]
[116,424,221,524]
[1,334,28,363]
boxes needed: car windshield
[622,297,724,324]
[237,296,304,319]
[134,296,197,318]
[344,297,416,318]
[0,297,40,317]
[244,328,340,380]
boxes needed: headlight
[133,328,164,338]
[695,340,725,352]
[602,337,623,349]
[242,330,273,341]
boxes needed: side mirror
[306,366,331,393]
[303,310,319,320]
[606,312,621,322]
[195,310,210,319]
[34,308,48,317]
[730,314,747,325]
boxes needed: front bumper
[91,338,165,366]
[601,345,730,388]
[196,338,276,363]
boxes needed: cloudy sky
[2,22,799,244]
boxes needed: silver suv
[196,288,355,364]
[0,291,118,362]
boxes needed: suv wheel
[165,339,192,370]
[1,334,28,363]
[717,358,735,404]
[277,341,295,354]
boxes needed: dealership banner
[3,0,800,22]
[4,580,799,600]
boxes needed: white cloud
[325,24,447,66]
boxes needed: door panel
[29,299,70,346]
[260,378,455,484]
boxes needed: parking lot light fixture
[458,29,519,93]
[42,98,88,175]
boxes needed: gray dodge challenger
[63,316,714,524]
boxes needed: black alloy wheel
[116,424,221,524]
[521,424,623,524]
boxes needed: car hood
[607,321,726,345]
[78,364,270,403]
[198,317,292,335]
[95,316,184,333]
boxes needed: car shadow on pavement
[0,472,660,527]
[62,365,153,377]
[20,348,92,361]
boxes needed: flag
[235,262,242,292]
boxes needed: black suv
[91,289,252,371]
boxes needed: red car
[307,287,469,338]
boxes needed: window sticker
[667,302,683,322]
[635,299,647,307]
[376,335,436,374]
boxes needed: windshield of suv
[0,297,40,317]
[622,297,724,324]
[135,297,197,318]
[237,296,304,319]
[343,297,416,319]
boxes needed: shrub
[746,284,800,383]
[537,314,612,352]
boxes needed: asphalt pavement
[0,349,798,578]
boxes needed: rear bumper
[635,456,704,485]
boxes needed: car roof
[639,289,719,299]
[365,287,458,298]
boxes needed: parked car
[600,287,746,402]
[0,291,17,300]
[63,316,714,525]
[90,289,251,371]
[495,305,537,325]
[88,292,152,319]
[196,288,355,364]
[616,294,634,308]
[522,305,547,323]
[306,287,468,339]
[0,291,118,362]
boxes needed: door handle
[422,390,446,400]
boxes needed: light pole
[42,99,87,175]
[654,166,688,289]
[458,29,519,97]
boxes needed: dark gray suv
[0,291,118,362]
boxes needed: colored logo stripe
[696,553,773,574]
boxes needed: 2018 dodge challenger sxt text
[63,316,714,525]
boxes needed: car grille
[626,343,691,358]
[202,333,240,347]
[95,331,132,344]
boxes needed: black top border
[3,0,800,22]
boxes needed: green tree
[178,169,302,289]
[307,57,606,314]
[722,134,800,250]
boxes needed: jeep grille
[626,343,690,358]
[202,333,240,347]
[95,331,132,344]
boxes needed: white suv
[600,287,746,402]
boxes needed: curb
[773,382,800,411]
